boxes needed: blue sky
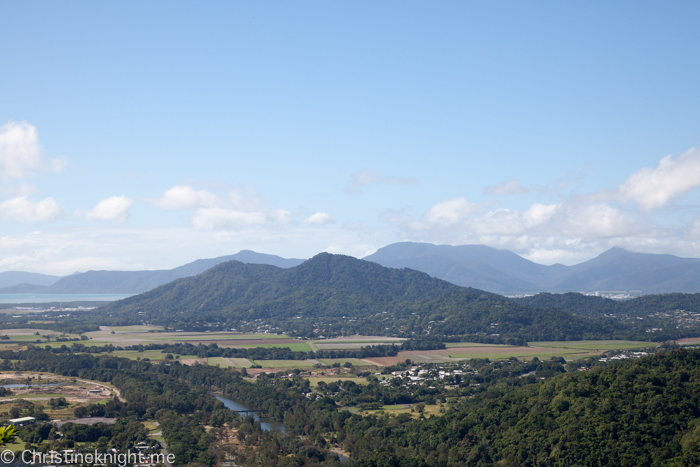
[1,1,700,274]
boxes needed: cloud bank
[0,121,67,179]
[0,197,62,223]
[617,148,700,210]
[86,196,133,222]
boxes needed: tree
[0,425,17,445]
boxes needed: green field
[252,359,317,368]
[445,348,602,361]
[316,358,368,366]
[226,342,312,351]
[110,350,198,361]
[445,342,509,348]
[149,332,292,341]
[206,357,253,368]
[308,376,370,387]
[42,340,114,348]
[207,357,235,368]
[358,403,443,418]
[530,340,659,350]
[106,325,164,332]
[227,358,253,368]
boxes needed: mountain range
[4,242,700,295]
[363,242,700,294]
[0,250,304,295]
[98,252,620,342]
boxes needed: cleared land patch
[398,345,603,362]
[358,403,443,418]
[363,356,405,366]
[308,376,369,387]
[530,340,659,351]
[110,350,197,361]
[316,358,367,367]
[252,360,316,368]
[207,357,254,368]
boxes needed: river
[1,382,62,388]
[214,394,348,462]
[214,394,286,433]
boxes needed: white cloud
[153,184,322,231]
[0,121,67,179]
[302,212,336,225]
[390,195,659,264]
[86,196,133,222]
[617,147,700,210]
[484,179,529,196]
[0,196,62,223]
[346,169,417,193]
[0,223,397,275]
[154,185,220,209]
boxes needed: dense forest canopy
[4,346,700,466]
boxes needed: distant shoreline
[0,293,133,305]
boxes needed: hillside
[98,252,460,324]
[347,348,700,465]
[516,291,700,317]
[365,242,700,294]
[97,253,630,342]
[0,250,305,294]
[0,271,62,289]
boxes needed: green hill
[97,253,634,342]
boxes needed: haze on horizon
[1,2,699,276]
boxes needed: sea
[0,294,133,304]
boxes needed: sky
[1,1,700,275]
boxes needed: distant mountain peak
[364,242,700,295]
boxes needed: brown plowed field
[401,346,530,356]
[362,357,405,366]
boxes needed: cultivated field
[0,327,663,366]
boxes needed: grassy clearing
[445,342,507,348]
[206,357,254,368]
[3,439,25,451]
[222,342,312,352]
[361,403,444,418]
[109,350,198,361]
[151,333,292,341]
[41,340,114,348]
[316,358,368,367]
[446,349,601,361]
[314,344,373,350]
[307,376,369,387]
[7,393,69,399]
[143,421,160,431]
[227,358,253,368]
[107,325,164,332]
[530,340,659,350]
[253,360,316,368]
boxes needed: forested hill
[514,291,700,317]
[96,253,637,342]
[349,348,700,466]
[98,252,461,320]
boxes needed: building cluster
[647,309,700,328]
[598,351,648,363]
